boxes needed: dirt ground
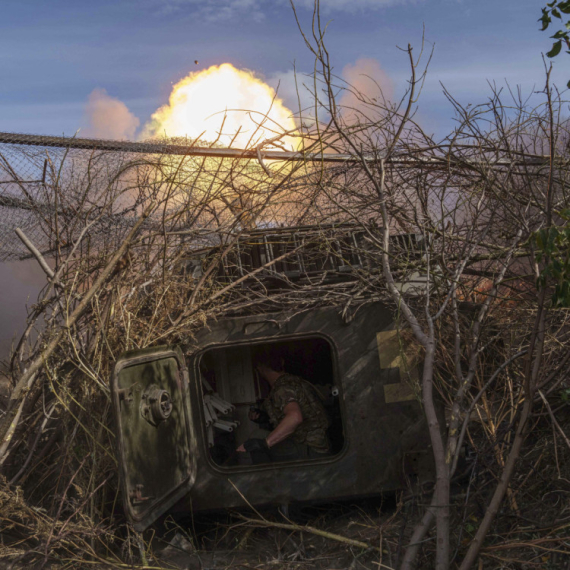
[145,498,401,570]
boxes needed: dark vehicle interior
[199,337,344,466]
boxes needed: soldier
[236,350,331,463]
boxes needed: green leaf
[552,29,569,38]
[567,79,570,89]
[547,39,563,56]
[540,9,552,30]
[552,7,563,18]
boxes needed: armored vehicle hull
[112,302,432,530]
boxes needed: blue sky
[1,0,566,141]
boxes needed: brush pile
[1,75,570,569]
[0,139,388,567]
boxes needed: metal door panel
[111,345,196,530]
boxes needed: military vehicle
[111,224,432,530]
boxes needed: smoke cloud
[83,88,140,140]
[339,58,394,123]
[0,260,47,361]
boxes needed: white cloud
[156,0,405,20]
[158,0,265,22]
[290,0,408,11]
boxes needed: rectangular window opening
[199,337,344,468]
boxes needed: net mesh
[1,131,556,264]
[0,133,318,262]
[0,140,144,261]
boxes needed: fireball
[143,63,298,150]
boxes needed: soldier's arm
[266,402,303,448]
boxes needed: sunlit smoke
[83,88,140,140]
[142,63,298,149]
[340,58,394,123]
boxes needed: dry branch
[234,513,379,552]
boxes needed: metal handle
[140,384,173,427]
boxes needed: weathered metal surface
[111,346,197,530]
[140,384,173,427]
[377,330,419,403]
[112,303,433,529]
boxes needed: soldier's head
[254,347,285,383]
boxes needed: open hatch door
[111,345,196,530]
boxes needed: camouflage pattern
[263,373,330,453]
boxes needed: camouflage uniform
[263,373,330,454]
